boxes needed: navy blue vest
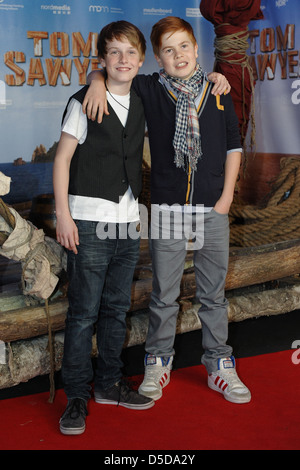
[64,86,145,203]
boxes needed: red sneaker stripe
[160,373,168,387]
[213,376,229,392]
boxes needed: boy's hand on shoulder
[207,72,231,96]
[82,73,109,124]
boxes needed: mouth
[116,67,132,72]
[176,62,188,69]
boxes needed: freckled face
[155,30,198,80]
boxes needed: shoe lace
[218,369,243,390]
[116,380,135,406]
[144,364,168,384]
[66,398,88,419]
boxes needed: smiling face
[100,36,144,92]
[155,29,198,80]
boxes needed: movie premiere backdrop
[0,0,299,205]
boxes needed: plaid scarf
[160,64,204,172]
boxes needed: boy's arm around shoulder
[207,71,231,96]
[82,70,109,123]
[82,70,152,122]
[53,132,80,254]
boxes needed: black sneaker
[59,398,88,435]
[94,380,154,410]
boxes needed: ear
[99,57,106,68]
[194,43,199,59]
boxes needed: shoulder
[133,73,160,92]
[69,85,89,104]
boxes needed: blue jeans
[62,220,140,401]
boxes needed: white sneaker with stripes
[208,356,251,404]
[138,354,173,401]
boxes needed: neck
[105,78,131,95]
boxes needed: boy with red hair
[84,17,251,405]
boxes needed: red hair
[150,16,197,56]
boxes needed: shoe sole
[94,397,155,410]
[208,381,251,404]
[60,424,86,435]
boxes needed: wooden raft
[1,155,300,391]
[1,237,300,343]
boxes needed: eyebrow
[161,40,190,51]
[107,45,137,51]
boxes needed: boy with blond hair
[85,17,251,405]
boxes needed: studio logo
[89,5,109,13]
[291,340,300,365]
[275,0,288,7]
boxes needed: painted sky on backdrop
[0,0,299,163]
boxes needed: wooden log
[1,282,300,389]
[227,238,300,289]
[1,238,300,343]
[0,296,68,342]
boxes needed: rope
[45,298,56,403]
[229,158,300,246]
[0,200,56,402]
[0,198,15,229]
[213,25,256,166]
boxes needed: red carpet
[0,350,299,451]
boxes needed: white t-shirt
[61,92,140,223]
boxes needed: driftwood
[1,238,300,343]
[1,280,300,389]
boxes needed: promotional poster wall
[0,0,299,205]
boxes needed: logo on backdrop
[249,23,298,81]
[275,0,289,7]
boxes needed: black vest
[64,86,145,203]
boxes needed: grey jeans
[146,208,232,374]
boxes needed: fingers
[211,78,230,96]
[224,81,231,94]
[82,98,99,122]
[56,232,79,254]
[96,102,110,124]
[208,72,231,96]
[82,98,109,124]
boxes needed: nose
[119,52,128,63]
[174,48,183,59]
